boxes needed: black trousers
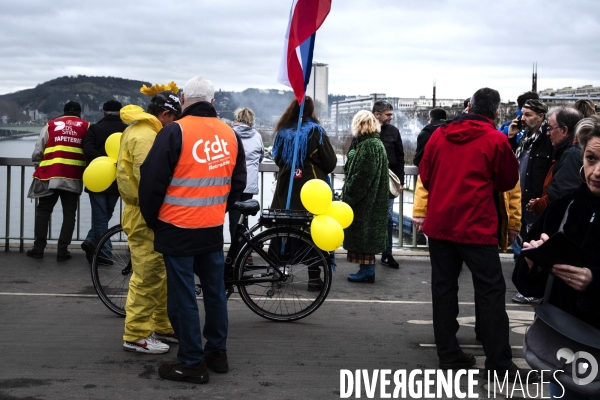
[428,238,513,371]
[34,190,79,255]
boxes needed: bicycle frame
[92,205,333,321]
[224,219,298,286]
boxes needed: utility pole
[532,62,538,93]
[432,80,437,109]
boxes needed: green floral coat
[342,134,389,254]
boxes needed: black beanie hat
[64,101,82,115]
[103,100,123,112]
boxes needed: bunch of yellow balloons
[300,179,354,252]
[82,132,122,192]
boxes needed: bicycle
[91,199,333,322]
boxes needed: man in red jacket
[419,88,527,378]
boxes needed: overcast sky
[2,0,599,102]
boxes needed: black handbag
[524,291,600,395]
[523,201,600,396]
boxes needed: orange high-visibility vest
[33,116,89,180]
[157,116,238,229]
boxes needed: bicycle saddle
[232,199,261,216]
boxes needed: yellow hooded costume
[117,102,173,342]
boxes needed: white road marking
[419,344,523,349]
[0,292,535,306]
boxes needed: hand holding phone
[508,116,522,138]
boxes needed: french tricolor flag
[277,0,332,104]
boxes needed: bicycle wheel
[91,224,131,317]
[235,227,331,322]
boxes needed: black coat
[512,184,600,329]
[139,102,247,256]
[519,126,553,204]
[82,114,128,194]
[547,140,582,202]
[270,127,337,211]
[380,124,405,185]
[413,119,445,167]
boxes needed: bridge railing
[0,157,427,252]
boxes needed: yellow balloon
[104,132,123,160]
[89,156,116,165]
[83,160,117,192]
[310,215,344,252]
[325,201,354,229]
[300,179,332,215]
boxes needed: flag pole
[285,97,305,210]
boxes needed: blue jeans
[382,198,394,256]
[512,207,539,257]
[163,251,228,367]
[86,191,119,256]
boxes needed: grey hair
[183,76,215,103]
[576,115,600,150]
[372,100,393,114]
[234,107,255,127]
[547,106,583,136]
[469,88,501,120]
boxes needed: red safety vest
[158,116,238,228]
[33,116,89,180]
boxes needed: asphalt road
[0,249,543,400]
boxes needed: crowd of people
[414,89,599,398]
[22,80,599,395]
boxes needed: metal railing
[0,157,425,251]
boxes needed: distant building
[333,94,402,133]
[23,108,47,122]
[332,93,465,134]
[538,85,600,106]
[396,96,464,109]
[306,63,329,118]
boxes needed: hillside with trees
[0,75,352,127]
[0,75,348,126]
[0,75,152,123]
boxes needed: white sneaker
[151,331,179,344]
[511,293,540,304]
[123,335,169,354]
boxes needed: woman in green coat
[343,110,390,283]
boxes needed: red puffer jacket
[419,114,519,245]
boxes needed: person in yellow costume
[117,82,182,354]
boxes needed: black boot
[308,267,324,292]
